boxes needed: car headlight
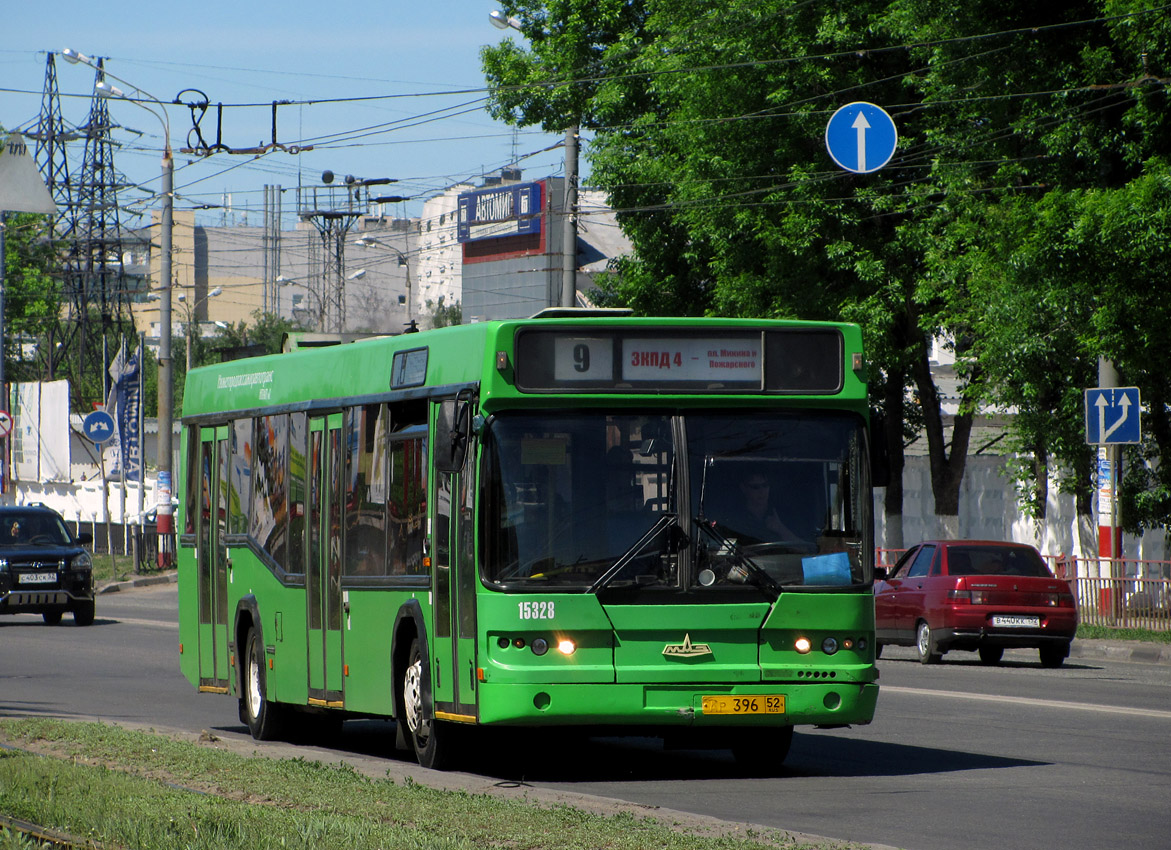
[0,558,7,572]
[72,551,93,571]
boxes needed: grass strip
[1077,625,1171,644]
[0,719,851,850]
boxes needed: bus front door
[430,404,478,724]
[196,426,231,693]
[307,415,345,707]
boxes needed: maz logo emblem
[663,634,713,658]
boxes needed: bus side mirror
[436,395,474,473]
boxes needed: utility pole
[157,144,174,566]
[561,125,578,308]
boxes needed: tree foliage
[1,211,63,382]
[483,1,1171,539]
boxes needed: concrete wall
[880,453,1167,575]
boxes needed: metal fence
[873,549,1171,632]
[68,520,160,575]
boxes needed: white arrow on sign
[1095,391,1132,442]
[852,112,871,174]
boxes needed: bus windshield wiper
[588,513,678,594]
[694,518,782,602]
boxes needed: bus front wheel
[243,628,284,740]
[731,725,793,773]
[401,638,454,770]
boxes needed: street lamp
[489,9,522,29]
[277,275,326,331]
[177,287,223,371]
[352,235,413,321]
[486,14,578,308]
[65,47,176,566]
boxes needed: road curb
[97,571,178,595]
[1069,639,1171,666]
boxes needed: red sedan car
[875,540,1078,667]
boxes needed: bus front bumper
[475,681,879,727]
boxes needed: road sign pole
[1098,359,1121,616]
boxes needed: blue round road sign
[83,410,116,444]
[825,102,898,174]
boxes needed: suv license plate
[18,572,58,585]
[992,615,1040,628]
[701,695,785,715]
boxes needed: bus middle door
[196,426,231,693]
[430,397,478,724]
[307,414,345,707]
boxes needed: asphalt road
[2,581,1169,850]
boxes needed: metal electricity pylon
[27,52,82,381]
[298,178,363,333]
[41,56,136,410]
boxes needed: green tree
[0,211,63,383]
[483,1,1171,546]
[174,312,298,411]
[424,296,462,328]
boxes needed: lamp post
[177,287,223,372]
[277,276,327,331]
[64,48,175,566]
[489,12,578,309]
[353,235,413,323]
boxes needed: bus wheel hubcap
[248,653,262,719]
[403,659,423,735]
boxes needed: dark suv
[0,504,95,626]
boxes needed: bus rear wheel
[243,628,284,740]
[401,638,454,770]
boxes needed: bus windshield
[483,410,870,591]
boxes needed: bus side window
[389,435,428,575]
[183,426,200,535]
[345,404,390,577]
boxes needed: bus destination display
[520,328,842,393]
[553,336,759,384]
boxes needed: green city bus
[177,313,881,769]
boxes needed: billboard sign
[457,182,542,243]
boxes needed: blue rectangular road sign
[1085,387,1142,444]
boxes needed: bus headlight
[822,637,840,655]
[794,637,812,654]
[557,639,576,656]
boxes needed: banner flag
[106,344,142,483]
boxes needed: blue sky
[0,1,566,225]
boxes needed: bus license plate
[702,695,785,715]
[18,572,57,585]
[992,615,1040,628]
